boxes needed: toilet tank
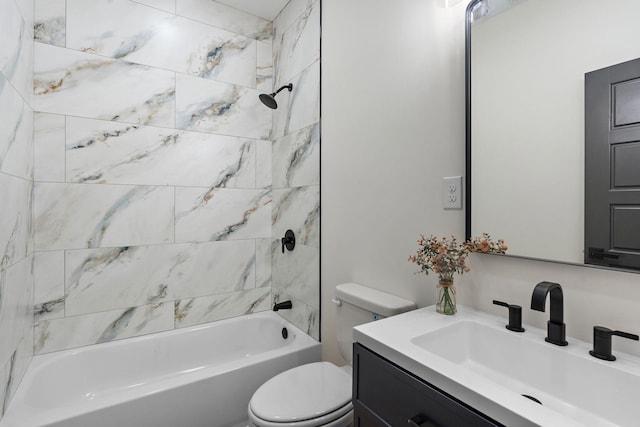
[334,283,415,364]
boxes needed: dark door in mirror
[585,57,640,270]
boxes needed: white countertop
[354,305,640,427]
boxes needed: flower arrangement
[408,233,507,314]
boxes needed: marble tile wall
[31,0,279,355]
[270,0,321,340]
[0,0,34,416]
[30,0,321,357]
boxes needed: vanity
[353,306,640,427]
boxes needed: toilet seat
[248,362,353,427]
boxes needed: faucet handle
[589,326,639,361]
[493,300,525,332]
[281,229,296,254]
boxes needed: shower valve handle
[281,230,296,254]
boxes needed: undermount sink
[411,320,640,426]
[353,306,640,427]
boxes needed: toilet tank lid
[335,283,416,317]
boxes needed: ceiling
[215,0,290,21]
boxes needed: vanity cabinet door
[353,343,502,427]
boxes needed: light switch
[443,176,462,209]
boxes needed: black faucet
[589,326,639,361]
[530,281,568,346]
[493,300,525,332]
[273,300,292,311]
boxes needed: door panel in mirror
[584,57,640,270]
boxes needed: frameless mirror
[465,0,640,269]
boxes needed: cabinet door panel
[353,403,389,427]
[353,343,502,427]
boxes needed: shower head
[259,84,293,109]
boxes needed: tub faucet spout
[531,281,567,346]
[273,300,292,311]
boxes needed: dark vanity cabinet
[352,343,502,427]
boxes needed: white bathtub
[0,312,320,427]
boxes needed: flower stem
[438,285,456,315]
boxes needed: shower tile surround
[26,0,320,364]
[0,0,35,416]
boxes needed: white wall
[321,0,467,364]
[321,0,640,364]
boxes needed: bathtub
[0,312,321,427]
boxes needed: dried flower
[464,232,508,254]
[408,233,507,282]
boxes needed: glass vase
[436,280,457,315]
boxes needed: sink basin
[411,319,640,426]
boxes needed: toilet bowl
[248,362,352,427]
[248,283,416,427]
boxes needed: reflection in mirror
[466,0,640,268]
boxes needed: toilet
[248,283,416,427]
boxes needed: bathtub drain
[282,327,288,339]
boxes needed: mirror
[465,0,640,268]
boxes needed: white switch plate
[442,176,462,209]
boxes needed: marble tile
[256,139,272,189]
[273,288,319,341]
[34,43,175,127]
[256,239,271,288]
[0,0,33,103]
[272,123,319,189]
[287,63,320,134]
[0,255,34,368]
[271,240,319,309]
[176,74,271,139]
[257,41,273,91]
[66,117,256,188]
[34,251,65,321]
[34,183,174,251]
[168,240,257,299]
[273,62,320,139]
[177,0,273,41]
[273,0,315,40]
[5,325,33,409]
[272,186,319,248]
[64,240,255,316]
[0,174,32,270]
[174,287,271,328]
[0,75,33,180]
[175,187,271,242]
[64,245,172,316]
[14,0,34,29]
[67,0,256,87]
[34,302,174,354]
[34,112,65,182]
[273,0,320,87]
[0,348,12,416]
[34,0,66,47]
[0,359,14,414]
[132,0,175,13]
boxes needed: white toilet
[248,283,416,427]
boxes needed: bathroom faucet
[530,281,568,346]
[589,326,639,361]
